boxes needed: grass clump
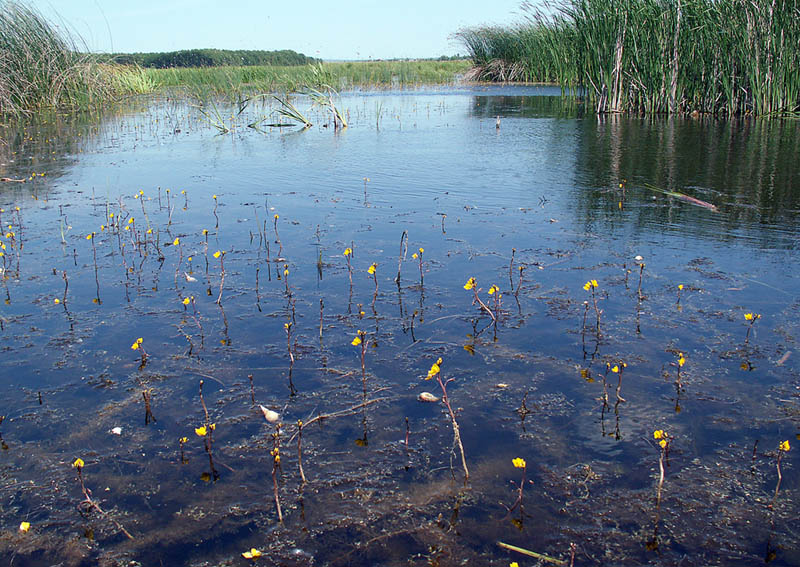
[0,1,152,116]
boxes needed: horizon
[27,0,527,61]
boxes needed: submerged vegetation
[457,0,800,116]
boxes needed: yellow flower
[19,521,31,532]
[780,440,790,452]
[173,237,180,246]
[212,194,217,199]
[488,285,499,295]
[678,284,684,291]
[464,277,475,291]
[127,217,134,224]
[213,250,221,259]
[678,354,685,367]
[418,247,424,254]
[54,298,60,304]
[351,335,362,346]
[131,342,139,350]
[242,548,263,559]
[180,437,188,444]
[659,439,667,448]
[344,247,352,256]
[512,457,526,469]
[426,357,443,380]
[86,233,93,240]
[744,313,753,321]
[510,563,519,567]
[368,263,377,275]
[283,268,289,276]
[611,365,619,373]
[73,457,84,468]
[195,426,208,436]
[653,430,664,440]
[202,229,208,235]
[412,253,418,259]
[182,297,190,305]
[273,214,278,219]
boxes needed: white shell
[259,405,280,423]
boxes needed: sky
[27,0,529,60]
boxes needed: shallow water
[0,86,798,566]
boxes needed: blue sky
[29,0,527,59]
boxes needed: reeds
[457,0,800,116]
[0,2,152,116]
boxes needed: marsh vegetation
[457,0,800,115]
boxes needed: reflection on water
[0,87,797,566]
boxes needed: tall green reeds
[457,0,800,116]
[0,2,152,116]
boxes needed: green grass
[1,2,468,117]
[457,0,800,116]
[0,2,155,116]
[144,59,471,96]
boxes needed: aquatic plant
[72,457,134,539]
[214,250,226,304]
[425,357,469,482]
[0,2,152,116]
[412,247,424,286]
[771,440,790,508]
[611,362,627,403]
[504,457,530,515]
[464,277,497,322]
[130,337,147,366]
[457,0,800,116]
[583,279,601,333]
[368,262,378,306]
[352,330,368,393]
[242,548,263,560]
[744,312,761,344]
[344,247,353,287]
[676,283,684,305]
[649,429,673,548]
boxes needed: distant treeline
[110,48,318,68]
[457,0,800,116]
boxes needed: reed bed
[457,0,800,116]
[144,59,471,95]
[0,2,155,117]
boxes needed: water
[0,86,798,566]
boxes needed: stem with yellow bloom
[344,247,353,287]
[583,279,601,334]
[353,330,367,395]
[214,250,225,305]
[771,440,791,508]
[73,458,134,540]
[744,312,761,345]
[425,358,469,482]
[463,278,497,322]
[369,263,378,306]
[505,457,528,514]
[269,422,283,522]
